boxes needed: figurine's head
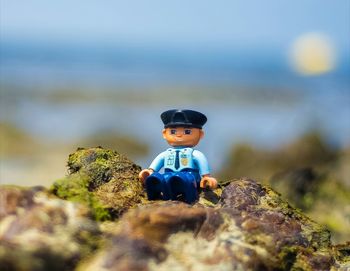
[160,109,207,147]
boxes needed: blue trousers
[145,170,201,204]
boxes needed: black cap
[161,109,207,129]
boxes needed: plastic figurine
[139,109,217,204]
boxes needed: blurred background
[0,1,349,243]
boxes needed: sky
[1,0,349,53]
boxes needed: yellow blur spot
[289,33,336,75]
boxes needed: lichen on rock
[2,147,349,270]
[79,178,346,271]
[51,147,144,220]
[220,132,350,244]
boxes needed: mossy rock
[51,147,144,221]
[79,179,347,271]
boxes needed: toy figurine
[139,109,217,204]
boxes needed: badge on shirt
[180,154,188,166]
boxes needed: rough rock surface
[78,179,348,271]
[1,147,349,270]
[0,185,100,271]
[220,132,350,243]
[51,147,144,220]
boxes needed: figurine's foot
[169,173,198,204]
[145,175,163,200]
[146,173,172,201]
[169,176,186,201]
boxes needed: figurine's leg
[192,172,201,191]
[169,174,184,201]
[161,172,174,200]
[182,172,199,204]
[145,173,165,200]
[169,172,198,204]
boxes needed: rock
[333,242,350,270]
[79,179,348,271]
[270,168,350,244]
[0,185,100,271]
[219,179,332,269]
[220,132,350,244]
[51,147,144,220]
[2,148,349,270]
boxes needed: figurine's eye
[184,129,192,135]
[170,129,177,135]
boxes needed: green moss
[51,173,111,221]
[67,147,135,188]
[51,147,143,221]
[278,246,299,270]
[52,173,89,200]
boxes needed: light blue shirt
[149,147,210,176]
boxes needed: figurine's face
[162,127,204,147]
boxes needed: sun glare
[289,32,336,75]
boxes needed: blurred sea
[1,41,349,171]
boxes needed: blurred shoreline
[1,41,349,186]
[1,40,349,87]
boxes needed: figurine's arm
[193,150,217,189]
[200,175,218,189]
[138,151,165,184]
[138,168,154,184]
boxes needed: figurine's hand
[138,169,154,184]
[200,176,218,189]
